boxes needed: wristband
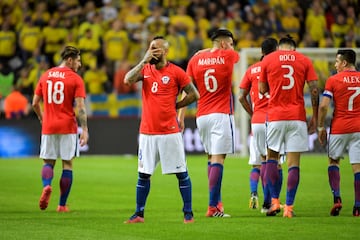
[317,126,325,131]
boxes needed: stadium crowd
[0,0,359,119]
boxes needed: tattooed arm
[124,61,146,85]
[177,81,199,131]
[75,97,88,146]
[176,82,200,109]
[308,80,319,134]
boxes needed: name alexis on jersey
[48,71,65,79]
[198,56,225,65]
[343,76,360,83]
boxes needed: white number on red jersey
[46,80,64,104]
[281,65,295,90]
[204,69,218,92]
[151,82,158,93]
[348,87,360,111]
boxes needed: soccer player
[183,29,239,217]
[239,38,283,212]
[259,35,319,217]
[32,46,88,212]
[318,49,360,217]
[123,36,200,224]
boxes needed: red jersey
[240,61,268,123]
[260,50,318,121]
[187,49,239,117]
[140,62,190,134]
[35,66,86,134]
[323,70,360,134]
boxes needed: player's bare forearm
[177,91,187,131]
[77,108,88,130]
[33,104,42,122]
[239,89,253,116]
[258,81,268,95]
[176,83,200,109]
[317,96,330,145]
[75,98,89,146]
[309,80,319,118]
[32,94,43,122]
[75,98,88,130]
[318,98,329,128]
[124,61,145,85]
[318,106,328,145]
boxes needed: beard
[150,56,162,65]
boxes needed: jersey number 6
[204,69,218,93]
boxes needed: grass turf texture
[0,154,358,240]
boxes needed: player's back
[37,66,85,134]
[241,61,268,123]
[325,70,360,134]
[187,49,239,116]
[261,50,317,121]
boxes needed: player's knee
[176,171,189,181]
[329,158,340,166]
[138,172,151,180]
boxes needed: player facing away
[239,38,283,212]
[123,36,200,224]
[259,35,319,217]
[32,46,89,212]
[318,49,360,217]
[183,28,239,217]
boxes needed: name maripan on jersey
[48,71,65,79]
[343,76,360,83]
[198,57,225,65]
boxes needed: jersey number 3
[46,80,64,104]
[281,65,295,90]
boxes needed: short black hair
[337,49,356,65]
[261,38,278,55]
[210,28,234,41]
[153,36,165,40]
[61,46,80,60]
[279,34,296,48]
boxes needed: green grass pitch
[0,154,358,240]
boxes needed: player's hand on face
[142,49,153,63]
[143,47,162,63]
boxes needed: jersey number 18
[46,80,64,104]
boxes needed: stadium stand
[0,0,359,119]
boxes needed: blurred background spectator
[113,60,137,95]
[4,84,30,119]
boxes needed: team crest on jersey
[161,76,170,84]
